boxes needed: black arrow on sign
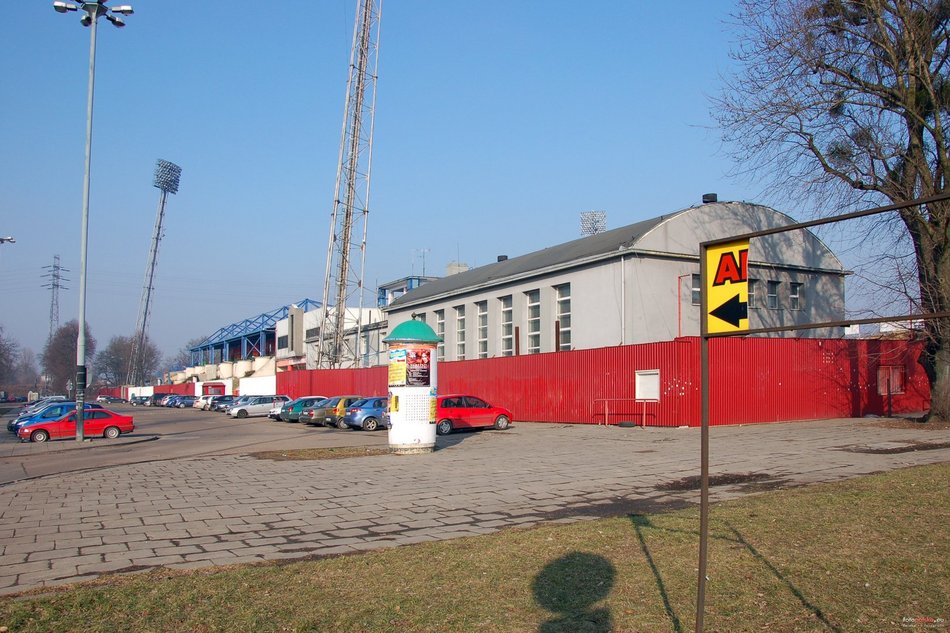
[710,294,748,328]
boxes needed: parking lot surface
[0,416,947,595]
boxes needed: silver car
[228,395,290,419]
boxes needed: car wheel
[363,417,379,432]
[31,429,49,443]
[104,426,120,439]
[336,418,348,430]
[236,409,248,419]
[436,419,453,436]
[493,415,510,430]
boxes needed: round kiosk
[383,320,442,454]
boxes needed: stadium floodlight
[154,159,182,194]
[53,2,78,13]
[0,236,15,244]
[112,5,134,15]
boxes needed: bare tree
[13,348,40,386]
[41,320,96,395]
[714,0,950,421]
[94,335,162,387]
[0,326,19,385]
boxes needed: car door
[51,412,76,439]
[83,410,109,436]
[462,396,494,428]
[440,397,468,428]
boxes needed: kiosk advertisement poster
[406,348,431,386]
[388,345,432,387]
[388,348,407,386]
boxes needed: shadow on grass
[627,514,842,633]
[630,515,684,633]
[532,552,615,632]
[724,522,843,633]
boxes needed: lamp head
[52,1,78,13]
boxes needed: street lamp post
[53,1,133,442]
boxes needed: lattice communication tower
[317,0,382,368]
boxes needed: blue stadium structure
[190,299,320,366]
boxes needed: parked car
[302,395,365,429]
[18,408,134,443]
[434,395,512,436]
[147,393,171,407]
[278,396,328,422]
[213,395,245,412]
[228,395,291,419]
[95,395,127,404]
[9,401,104,433]
[129,395,149,406]
[175,395,198,408]
[162,395,181,407]
[209,395,236,412]
[194,395,213,410]
[341,397,388,431]
[17,396,67,417]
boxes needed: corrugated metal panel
[274,338,930,426]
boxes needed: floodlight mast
[52,0,132,442]
[128,160,182,387]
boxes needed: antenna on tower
[128,159,182,385]
[580,210,607,236]
[316,0,382,369]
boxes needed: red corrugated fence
[278,337,930,426]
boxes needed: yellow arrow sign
[705,240,749,334]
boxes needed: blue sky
[1,1,752,361]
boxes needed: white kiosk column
[383,320,442,454]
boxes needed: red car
[17,408,135,443]
[435,395,512,436]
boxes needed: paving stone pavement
[0,418,947,595]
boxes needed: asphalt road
[0,405,388,485]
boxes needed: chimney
[702,193,718,204]
[497,255,508,262]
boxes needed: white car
[194,395,214,410]
[228,395,291,419]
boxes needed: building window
[878,365,905,395]
[455,305,466,360]
[500,295,513,356]
[415,312,426,323]
[526,289,541,354]
[767,280,780,309]
[691,274,701,305]
[435,310,445,362]
[277,335,289,349]
[555,284,571,351]
[476,301,488,358]
[748,278,758,309]
[790,282,803,310]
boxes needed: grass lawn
[0,463,946,632]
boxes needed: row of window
[691,275,804,310]
[421,284,572,360]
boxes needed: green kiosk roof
[383,320,443,344]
